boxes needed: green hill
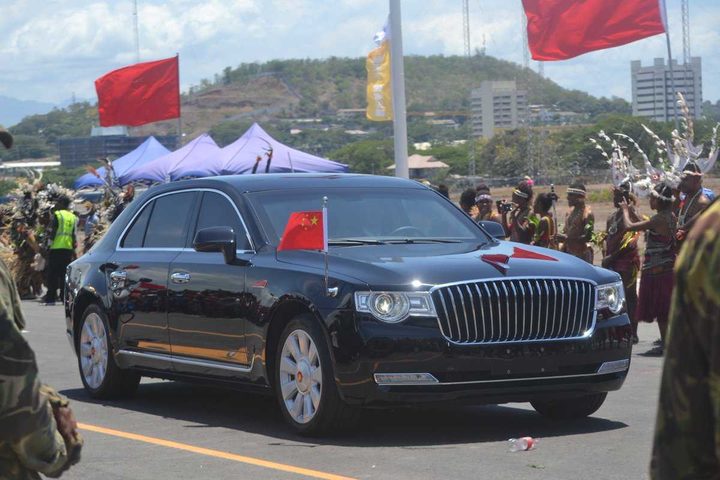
[9,54,629,147]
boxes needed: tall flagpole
[389,0,409,179]
[662,0,680,130]
[175,52,182,147]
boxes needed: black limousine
[64,174,632,434]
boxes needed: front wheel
[77,304,140,399]
[531,392,607,420]
[274,314,358,435]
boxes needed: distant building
[58,135,178,167]
[471,81,527,139]
[387,154,449,179]
[631,57,702,122]
[91,126,129,137]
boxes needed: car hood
[276,241,617,289]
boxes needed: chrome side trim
[374,373,440,386]
[116,188,256,253]
[381,368,629,386]
[117,349,254,373]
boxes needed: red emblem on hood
[481,254,510,274]
[511,247,558,262]
[481,247,557,274]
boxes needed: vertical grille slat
[473,284,486,342]
[432,278,596,344]
[465,285,479,342]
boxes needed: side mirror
[193,227,236,264]
[478,220,506,240]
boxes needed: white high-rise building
[471,81,527,139]
[631,57,702,122]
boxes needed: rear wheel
[531,392,607,420]
[77,304,140,399]
[274,314,358,435]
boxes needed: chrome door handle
[170,272,191,284]
[110,270,127,282]
[109,270,127,291]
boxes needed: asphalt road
[24,300,664,480]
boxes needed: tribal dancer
[500,180,534,244]
[557,183,594,263]
[473,184,503,225]
[676,162,711,245]
[621,183,677,356]
[602,182,641,343]
[532,193,557,249]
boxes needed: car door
[167,190,255,378]
[108,191,198,365]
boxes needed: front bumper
[326,310,632,406]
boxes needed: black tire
[273,314,359,435]
[77,304,140,399]
[531,392,608,420]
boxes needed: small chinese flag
[95,56,180,127]
[277,210,327,252]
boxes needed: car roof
[148,173,427,194]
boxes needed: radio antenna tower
[681,0,690,66]
[463,0,476,176]
[133,0,140,63]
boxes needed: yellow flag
[366,40,392,121]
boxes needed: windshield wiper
[383,238,463,244]
[328,238,387,246]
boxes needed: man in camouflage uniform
[651,198,720,479]
[10,216,42,300]
[0,126,82,478]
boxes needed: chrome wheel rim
[279,329,322,424]
[79,313,108,389]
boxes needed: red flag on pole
[277,210,327,252]
[522,0,666,61]
[95,56,180,127]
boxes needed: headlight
[354,291,436,323]
[596,281,625,314]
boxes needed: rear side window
[121,201,153,248]
[144,192,196,248]
[194,192,251,250]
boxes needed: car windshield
[248,187,489,245]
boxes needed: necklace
[608,211,622,235]
[679,189,702,227]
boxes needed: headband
[475,194,492,203]
[513,189,529,199]
[650,189,675,202]
[566,188,586,196]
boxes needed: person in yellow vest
[43,196,77,306]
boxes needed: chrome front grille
[431,278,596,344]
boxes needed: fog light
[597,359,630,374]
[374,373,439,385]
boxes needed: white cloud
[0,0,717,108]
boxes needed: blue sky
[1,0,718,105]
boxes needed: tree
[329,140,394,174]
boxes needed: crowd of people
[0,177,135,306]
[454,165,715,356]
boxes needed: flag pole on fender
[322,196,335,297]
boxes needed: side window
[121,201,153,248]
[144,192,196,248]
[194,192,251,250]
